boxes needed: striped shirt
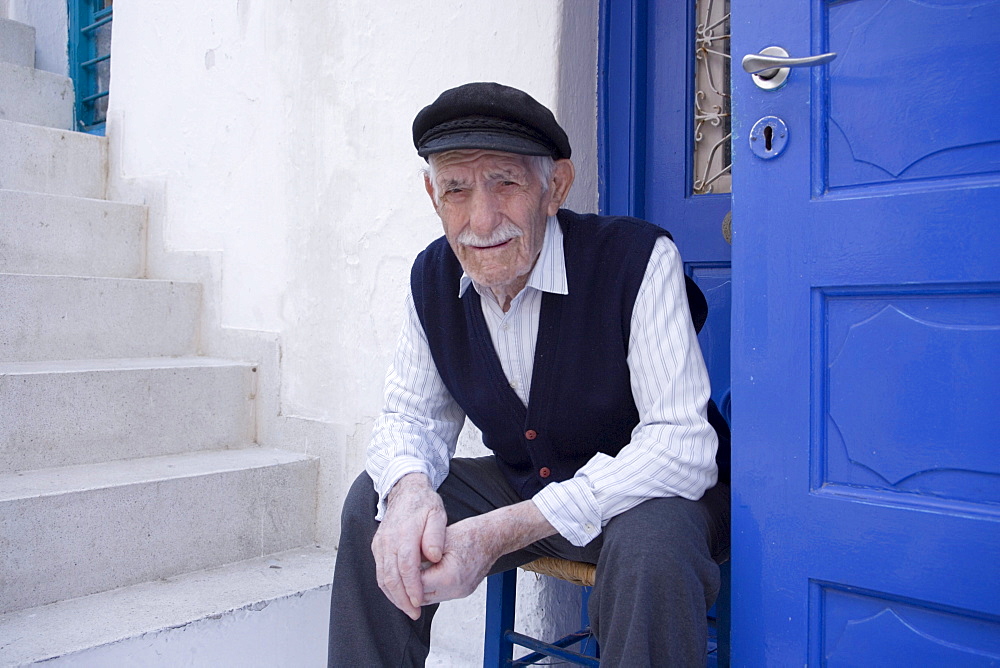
[368,215,719,547]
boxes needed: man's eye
[500,181,518,188]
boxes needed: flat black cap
[413,82,571,161]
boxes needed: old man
[328,82,730,667]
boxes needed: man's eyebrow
[488,168,526,181]
[439,177,468,190]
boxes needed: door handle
[742,46,837,90]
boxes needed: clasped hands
[372,472,555,620]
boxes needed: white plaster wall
[6,0,68,74]
[108,0,596,426]
[102,0,599,660]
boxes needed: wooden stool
[521,557,595,587]
[483,557,731,667]
[484,558,599,667]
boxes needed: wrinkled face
[426,150,560,296]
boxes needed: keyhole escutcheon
[749,116,789,159]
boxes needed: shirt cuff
[373,456,434,521]
[531,476,604,547]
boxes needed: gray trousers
[328,456,730,667]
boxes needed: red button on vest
[539,467,551,479]
[524,429,537,440]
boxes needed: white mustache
[457,222,524,248]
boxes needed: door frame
[598,0,648,218]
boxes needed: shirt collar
[458,215,568,298]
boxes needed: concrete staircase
[0,18,332,666]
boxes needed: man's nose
[468,189,502,237]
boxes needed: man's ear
[424,172,440,212]
[546,159,576,216]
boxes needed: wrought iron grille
[693,0,731,195]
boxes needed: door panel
[826,0,1000,190]
[731,0,1000,664]
[818,583,1000,666]
[822,288,1000,505]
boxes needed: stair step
[0,61,74,130]
[0,273,201,362]
[0,18,35,68]
[0,189,145,278]
[0,545,335,666]
[0,119,107,198]
[0,447,318,614]
[0,357,257,473]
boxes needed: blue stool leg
[484,570,517,667]
[578,586,598,658]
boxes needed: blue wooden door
[730,0,1000,664]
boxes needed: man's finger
[374,538,420,620]
[387,559,421,619]
[419,563,445,605]
[396,545,425,612]
[421,509,447,564]
[419,557,462,605]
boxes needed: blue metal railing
[69,1,113,134]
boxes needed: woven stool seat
[521,557,596,587]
